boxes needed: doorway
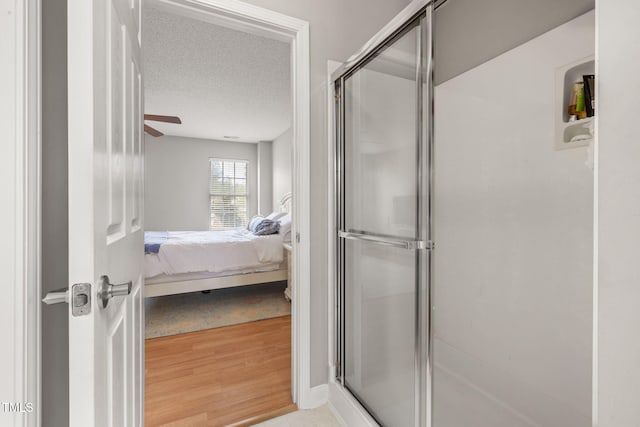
[140,0,310,424]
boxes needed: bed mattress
[144,230,284,279]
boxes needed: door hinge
[334,91,340,101]
[296,232,301,243]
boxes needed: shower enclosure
[333,0,593,426]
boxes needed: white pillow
[266,211,287,221]
[248,216,264,231]
[278,214,292,239]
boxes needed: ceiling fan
[144,114,182,137]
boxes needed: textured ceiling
[143,5,291,142]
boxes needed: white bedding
[145,230,284,279]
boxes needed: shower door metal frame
[332,1,434,425]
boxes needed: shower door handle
[338,230,432,250]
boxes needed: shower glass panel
[336,9,431,427]
[343,27,419,240]
[344,239,417,426]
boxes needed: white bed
[144,193,292,298]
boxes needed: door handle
[98,275,132,308]
[338,230,433,251]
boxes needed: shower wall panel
[432,10,594,427]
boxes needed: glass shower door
[335,8,432,427]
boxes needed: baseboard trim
[328,382,378,427]
[298,384,329,409]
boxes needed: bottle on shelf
[583,74,595,117]
[567,81,587,120]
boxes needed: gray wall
[144,135,258,230]
[258,140,274,214]
[597,1,640,425]
[41,0,70,425]
[272,127,292,210]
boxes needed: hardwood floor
[145,315,296,426]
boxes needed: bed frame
[145,192,292,298]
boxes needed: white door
[67,0,144,425]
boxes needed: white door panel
[68,0,144,425]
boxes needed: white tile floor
[252,405,343,427]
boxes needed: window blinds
[209,159,248,230]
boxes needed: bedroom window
[209,159,249,230]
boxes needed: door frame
[136,0,313,408]
[1,0,41,426]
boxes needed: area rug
[144,281,291,339]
